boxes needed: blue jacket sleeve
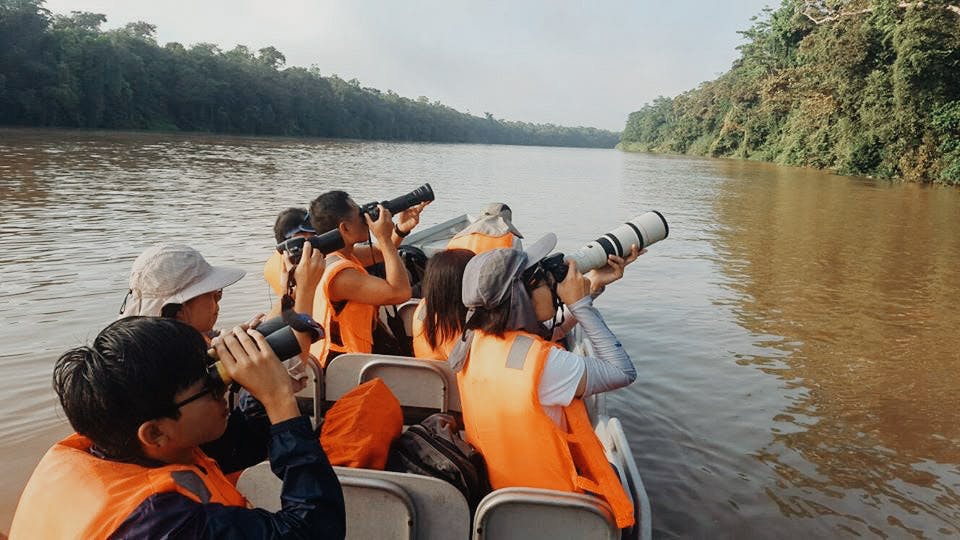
[110,416,346,540]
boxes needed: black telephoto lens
[277,229,347,263]
[362,183,435,222]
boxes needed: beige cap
[452,202,524,239]
[119,243,245,318]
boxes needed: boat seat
[398,300,419,337]
[236,462,470,539]
[324,353,461,419]
[472,487,619,540]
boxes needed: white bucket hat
[119,243,246,318]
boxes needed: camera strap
[549,280,565,332]
[280,266,325,342]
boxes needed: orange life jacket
[309,252,376,366]
[9,433,247,540]
[458,330,635,528]
[264,250,284,297]
[411,299,458,361]
[446,232,515,254]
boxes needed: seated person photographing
[9,317,345,539]
[307,190,427,365]
[264,207,316,301]
[447,235,640,530]
[413,242,641,361]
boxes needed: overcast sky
[44,0,773,131]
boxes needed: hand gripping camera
[207,315,322,386]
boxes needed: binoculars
[207,315,322,386]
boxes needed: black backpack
[389,413,491,510]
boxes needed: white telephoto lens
[564,211,668,273]
[565,242,610,273]
[628,210,669,249]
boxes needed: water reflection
[710,160,960,537]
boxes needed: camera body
[537,211,669,282]
[276,183,435,264]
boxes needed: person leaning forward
[448,236,640,529]
[306,190,427,366]
[9,317,345,539]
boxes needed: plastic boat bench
[323,353,462,423]
[237,462,471,539]
[472,487,620,540]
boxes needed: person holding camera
[307,190,428,366]
[264,208,316,299]
[9,317,345,539]
[446,235,641,530]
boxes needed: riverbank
[618,1,960,185]
[0,3,618,150]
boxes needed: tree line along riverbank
[0,1,619,149]
[618,0,960,185]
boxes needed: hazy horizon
[43,0,773,131]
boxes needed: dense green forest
[620,0,960,184]
[0,1,619,148]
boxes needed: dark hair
[53,317,208,459]
[422,249,475,349]
[160,303,182,318]
[274,207,309,243]
[463,302,512,338]
[309,191,355,234]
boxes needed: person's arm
[553,261,636,399]
[111,416,346,540]
[351,201,429,264]
[567,296,636,397]
[584,245,644,298]
[329,205,411,305]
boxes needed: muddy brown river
[0,128,957,537]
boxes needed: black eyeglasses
[174,377,227,409]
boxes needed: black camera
[207,315,322,386]
[536,253,571,283]
[276,183,435,264]
[276,230,346,264]
[360,183,435,222]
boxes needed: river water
[0,128,958,537]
